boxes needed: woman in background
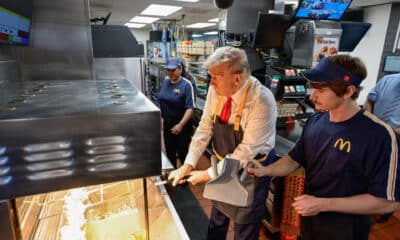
[159,58,195,168]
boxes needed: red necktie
[220,97,232,124]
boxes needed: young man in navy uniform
[247,55,400,240]
[168,46,277,240]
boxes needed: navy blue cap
[176,58,186,67]
[165,58,182,69]
[300,57,363,87]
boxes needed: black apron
[210,81,272,224]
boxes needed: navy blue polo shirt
[289,110,400,201]
[159,77,195,124]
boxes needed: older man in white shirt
[169,46,277,240]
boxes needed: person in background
[364,73,400,135]
[365,72,400,222]
[159,58,195,168]
[246,55,400,240]
[151,47,162,59]
[168,46,277,240]
[177,58,198,98]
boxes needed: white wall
[348,4,392,105]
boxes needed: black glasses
[166,68,177,72]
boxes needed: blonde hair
[204,46,250,78]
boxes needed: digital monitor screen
[383,56,400,73]
[339,21,371,52]
[295,0,353,21]
[0,1,32,45]
[252,13,292,49]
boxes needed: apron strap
[212,142,268,162]
[213,96,224,123]
[212,142,225,161]
[234,81,252,131]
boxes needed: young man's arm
[292,193,400,216]
[247,154,300,177]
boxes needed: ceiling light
[175,0,200,2]
[186,23,216,29]
[129,16,159,24]
[204,31,218,35]
[141,4,182,17]
[192,34,203,37]
[208,18,219,22]
[285,0,299,5]
[125,23,146,29]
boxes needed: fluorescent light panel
[204,31,218,35]
[208,18,219,22]
[125,23,146,28]
[175,0,200,2]
[186,23,216,29]
[285,0,299,4]
[129,16,159,24]
[192,34,203,37]
[141,4,182,17]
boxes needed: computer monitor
[339,21,371,52]
[295,0,353,21]
[383,56,400,73]
[252,13,292,49]
[0,1,33,45]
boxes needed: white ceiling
[89,0,219,31]
[89,0,400,31]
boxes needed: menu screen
[0,2,32,45]
[295,0,352,21]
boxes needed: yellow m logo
[334,138,351,153]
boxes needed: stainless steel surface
[94,58,144,91]
[161,152,174,171]
[291,20,316,68]
[153,176,190,240]
[154,180,169,186]
[0,79,161,200]
[18,0,94,80]
[292,20,342,68]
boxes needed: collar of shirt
[230,78,249,105]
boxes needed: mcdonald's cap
[165,58,182,69]
[300,57,363,87]
[176,58,186,67]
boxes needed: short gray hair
[204,46,250,77]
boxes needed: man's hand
[245,159,266,177]
[187,170,211,185]
[292,194,324,216]
[168,164,193,186]
[170,123,183,135]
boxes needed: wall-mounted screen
[0,1,33,45]
[252,13,292,49]
[294,0,353,21]
[339,21,371,52]
[383,56,400,73]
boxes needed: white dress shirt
[184,76,277,175]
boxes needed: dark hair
[310,55,367,99]
[180,64,192,80]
